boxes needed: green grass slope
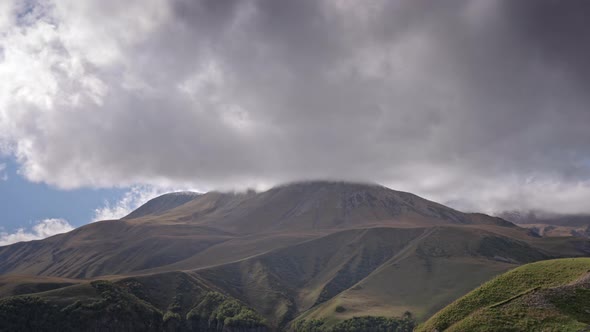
[418,258,590,332]
[195,227,427,327]
[292,226,554,328]
[0,275,81,298]
[197,224,577,329]
[0,271,270,332]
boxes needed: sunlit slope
[0,220,233,278]
[123,192,201,219]
[132,181,514,233]
[418,258,590,332]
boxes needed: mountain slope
[501,211,590,238]
[0,271,270,332]
[293,227,541,325]
[0,220,233,278]
[194,224,586,329]
[195,227,427,327]
[500,211,590,227]
[287,225,589,329]
[123,192,201,219]
[0,181,514,279]
[418,258,590,332]
[0,181,589,331]
[133,181,513,233]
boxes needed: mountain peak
[272,180,385,190]
[121,180,513,231]
[123,191,201,219]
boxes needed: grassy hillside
[0,275,81,298]
[292,314,416,332]
[2,224,585,330]
[0,219,235,278]
[1,182,589,330]
[290,226,555,327]
[197,225,575,328]
[196,227,427,327]
[0,271,270,332]
[418,258,590,332]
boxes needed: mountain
[0,181,514,279]
[123,192,201,219]
[0,181,589,331]
[500,210,590,238]
[499,211,590,227]
[127,181,514,233]
[418,258,590,332]
[0,272,269,332]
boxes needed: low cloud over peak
[1,0,590,214]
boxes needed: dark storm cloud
[506,0,590,89]
[1,0,590,213]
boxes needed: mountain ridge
[125,181,515,231]
[1,181,588,331]
[123,191,202,220]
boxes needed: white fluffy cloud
[0,218,74,246]
[1,0,590,214]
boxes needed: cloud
[0,0,589,214]
[0,218,74,246]
[0,163,6,181]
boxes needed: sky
[0,157,184,244]
[1,0,590,244]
